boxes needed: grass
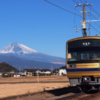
[0,76,70,99]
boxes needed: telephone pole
[75,3,92,36]
[83,5,86,36]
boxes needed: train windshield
[68,50,100,62]
[67,39,100,63]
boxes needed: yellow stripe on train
[67,63,99,69]
[67,71,100,78]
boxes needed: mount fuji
[0,42,38,55]
[0,42,65,64]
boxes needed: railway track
[56,90,100,100]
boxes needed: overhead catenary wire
[87,23,100,34]
[74,7,77,27]
[79,0,100,33]
[57,0,79,12]
[44,0,81,17]
[57,0,78,28]
[80,0,100,16]
[84,0,100,16]
[89,14,100,28]
[45,0,100,34]
[80,0,100,27]
[73,0,79,4]
[73,0,100,34]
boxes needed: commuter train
[66,36,100,92]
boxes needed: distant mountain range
[0,55,65,70]
[0,42,66,69]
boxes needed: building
[53,68,59,75]
[23,68,40,76]
[59,66,67,76]
[40,69,51,75]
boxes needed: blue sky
[0,0,100,58]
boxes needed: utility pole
[83,5,86,36]
[36,67,39,83]
[51,66,53,72]
[37,69,39,83]
[83,5,85,21]
[75,3,92,36]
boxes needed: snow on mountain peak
[0,42,38,54]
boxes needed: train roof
[67,36,100,43]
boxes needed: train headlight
[69,64,76,68]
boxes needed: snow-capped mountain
[0,42,65,64]
[0,42,38,55]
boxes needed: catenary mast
[75,3,92,37]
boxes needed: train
[66,36,100,92]
[65,2,100,92]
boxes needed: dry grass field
[0,76,69,82]
[0,76,70,99]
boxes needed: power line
[45,0,100,34]
[73,0,79,4]
[89,14,100,28]
[87,23,100,34]
[75,0,100,34]
[79,0,99,20]
[81,0,100,24]
[57,0,81,27]
[74,7,77,27]
[79,0,85,4]
[57,0,79,12]
[74,0,100,34]
[44,0,80,17]
[80,0,100,16]
[79,0,100,28]
[91,8,100,16]
[84,0,100,16]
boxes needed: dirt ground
[0,76,70,99]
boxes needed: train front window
[68,50,100,61]
[68,52,77,61]
[81,52,90,60]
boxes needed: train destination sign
[68,39,100,48]
[82,42,90,46]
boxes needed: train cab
[66,36,100,92]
